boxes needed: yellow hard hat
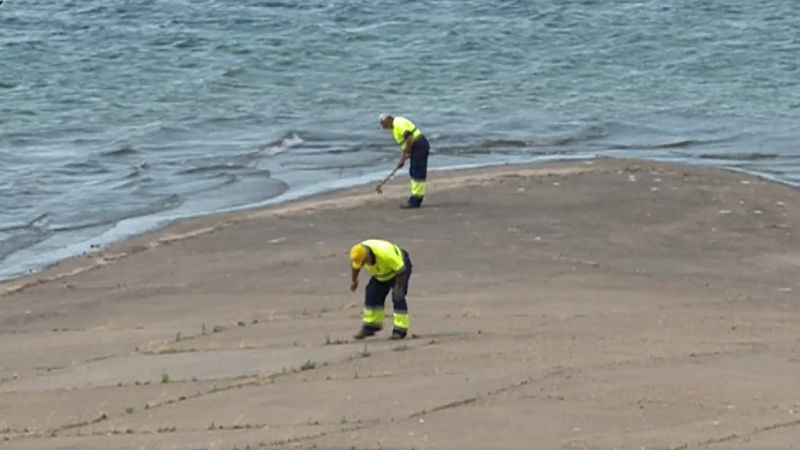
[350,244,367,269]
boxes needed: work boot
[405,196,423,209]
[353,328,378,340]
[399,202,420,209]
[390,329,407,340]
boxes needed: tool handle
[377,166,400,188]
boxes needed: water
[1,0,798,280]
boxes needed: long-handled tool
[375,166,400,194]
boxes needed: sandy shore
[1,159,798,450]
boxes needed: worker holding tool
[349,239,412,340]
[378,114,430,208]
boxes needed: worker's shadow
[329,331,475,346]
[418,201,473,209]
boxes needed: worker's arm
[350,268,360,292]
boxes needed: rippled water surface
[1,0,798,279]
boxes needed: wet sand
[1,159,799,450]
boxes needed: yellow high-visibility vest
[391,117,422,149]
[361,239,405,282]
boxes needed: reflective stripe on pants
[362,307,385,330]
[393,311,409,331]
[410,179,426,197]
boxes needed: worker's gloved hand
[396,160,405,169]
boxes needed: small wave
[213,173,238,187]
[1,38,46,49]
[547,125,608,146]
[260,133,304,156]
[437,135,579,155]
[177,163,248,175]
[75,4,109,15]
[59,160,112,175]
[223,66,246,77]
[113,175,153,190]
[17,109,37,116]
[260,1,306,8]
[174,36,209,50]
[71,137,98,145]
[0,213,53,261]
[0,80,18,89]
[215,42,253,54]
[435,126,608,155]
[651,139,706,149]
[50,194,183,233]
[112,179,139,190]
[612,138,727,150]
[698,152,779,161]
[174,172,243,195]
[434,141,528,155]
[488,125,607,149]
[29,213,49,228]
[123,163,151,180]
[484,139,530,149]
[102,145,137,157]
[0,213,50,234]
[321,146,365,155]
[0,230,52,261]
